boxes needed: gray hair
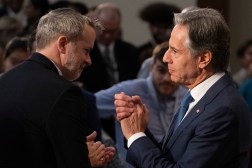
[36,8,102,49]
[174,8,230,72]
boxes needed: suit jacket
[126,73,252,168]
[82,90,102,141]
[78,39,140,93]
[0,53,91,168]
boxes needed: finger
[93,141,105,151]
[86,131,97,142]
[132,95,143,104]
[114,99,134,108]
[116,110,132,121]
[114,92,128,100]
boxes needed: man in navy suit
[114,8,252,168]
[0,8,114,168]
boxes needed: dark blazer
[78,39,140,93]
[0,53,91,168]
[82,90,102,141]
[126,73,252,168]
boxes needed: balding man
[78,2,139,93]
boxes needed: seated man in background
[95,44,187,166]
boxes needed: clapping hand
[86,131,115,167]
[114,92,149,140]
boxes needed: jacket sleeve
[46,86,91,168]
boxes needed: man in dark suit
[114,8,252,168]
[0,8,114,168]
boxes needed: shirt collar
[49,59,63,76]
[190,72,225,102]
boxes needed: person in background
[232,39,252,86]
[0,8,115,168]
[78,2,139,142]
[23,0,50,36]
[114,8,251,168]
[96,43,187,167]
[137,6,199,79]
[1,37,30,73]
[0,0,27,28]
[137,42,168,78]
[0,15,23,49]
[137,2,180,65]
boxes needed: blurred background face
[24,1,38,20]
[96,9,120,46]
[149,22,172,44]
[151,59,178,96]
[3,49,29,71]
[240,45,252,69]
[6,0,24,12]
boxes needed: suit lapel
[164,73,235,150]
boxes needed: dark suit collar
[28,52,59,74]
[164,72,235,149]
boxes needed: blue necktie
[174,91,193,130]
[161,91,193,150]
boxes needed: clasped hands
[86,131,115,167]
[114,92,149,140]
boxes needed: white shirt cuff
[127,132,146,148]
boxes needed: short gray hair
[174,8,230,72]
[36,8,102,49]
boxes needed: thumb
[86,131,97,142]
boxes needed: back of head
[139,2,180,28]
[237,39,252,59]
[139,2,180,45]
[36,8,101,50]
[174,8,230,72]
[236,39,252,69]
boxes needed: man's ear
[57,36,68,54]
[198,50,212,69]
